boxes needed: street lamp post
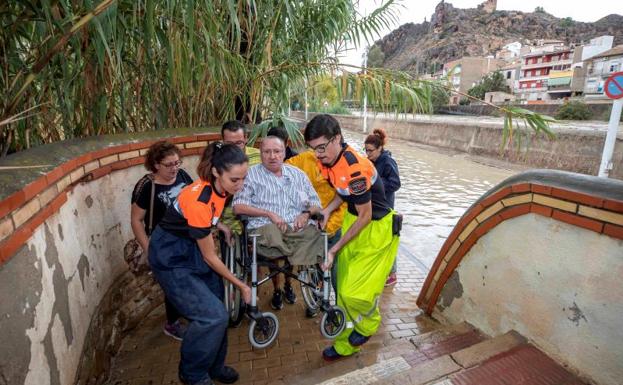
[362,47,368,134]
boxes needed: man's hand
[269,212,288,233]
[318,208,331,230]
[293,212,310,232]
[320,248,336,272]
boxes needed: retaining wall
[0,128,217,385]
[293,112,623,180]
[416,170,623,385]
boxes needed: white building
[584,45,623,99]
[581,35,614,61]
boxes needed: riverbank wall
[292,112,623,180]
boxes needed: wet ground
[105,256,432,385]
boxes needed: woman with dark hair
[148,142,251,385]
[130,140,193,340]
[364,129,401,286]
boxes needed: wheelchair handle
[310,212,325,222]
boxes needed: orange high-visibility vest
[318,145,378,198]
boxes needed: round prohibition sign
[604,71,623,100]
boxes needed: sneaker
[213,366,239,384]
[348,330,370,347]
[385,273,398,287]
[271,289,284,310]
[163,320,186,341]
[322,346,346,362]
[305,307,319,318]
[284,283,297,304]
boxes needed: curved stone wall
[0,129,218,385]
[417,170,623,385]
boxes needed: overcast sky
[340,0,623,66]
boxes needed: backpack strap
[147,174,156,234]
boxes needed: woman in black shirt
[131,140,193,340]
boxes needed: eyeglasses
[309,135,336,154]
[160,160,183,168]
[224,140,247,147]
[364,147,378,154]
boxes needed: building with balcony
[584,45,623,99]
[516,45,574,102]
[443,57,505,104]
[546,68,585,100]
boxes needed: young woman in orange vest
[305,114,400,361]
[148,142,251,385]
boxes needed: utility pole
[304,78,308,121]
[362,47,368,134]
[599,72,623,178]
[598,99,622,177]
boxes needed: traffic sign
[604,71,623,100]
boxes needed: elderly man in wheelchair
[220,135,345,348]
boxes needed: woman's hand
[218,223,234,246]
[239,283,252,304]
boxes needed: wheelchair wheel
[299,266,322,311]
[320,306,346,339]
[248,312,279,349]
[224,241,246,327]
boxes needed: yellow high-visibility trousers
[333,211,399,356]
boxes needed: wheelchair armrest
[236,215,250,226]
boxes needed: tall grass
[0,0,401,155]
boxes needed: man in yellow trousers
[304,114,400,360]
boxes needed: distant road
[346,110,619,133]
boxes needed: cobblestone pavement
[106,254,430,385]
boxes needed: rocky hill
[374,1,623,75]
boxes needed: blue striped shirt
[233,164,321,229]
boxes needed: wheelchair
[220,216,346,349]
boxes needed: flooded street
[342,130,516,270]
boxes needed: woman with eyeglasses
[364,129,401,286]
[149,142,251,385]
[130,140,193,340]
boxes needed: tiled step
[437,344,588,385]
[283,322,485,385]
[373,331,527,385]
[450,330,526,368]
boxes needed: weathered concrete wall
[0,129,210,385]
[436,213,623,385]
[439,102,615,120]
[0,166,140,385]
[293,112,623,180]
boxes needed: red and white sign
[604,71,623,100]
